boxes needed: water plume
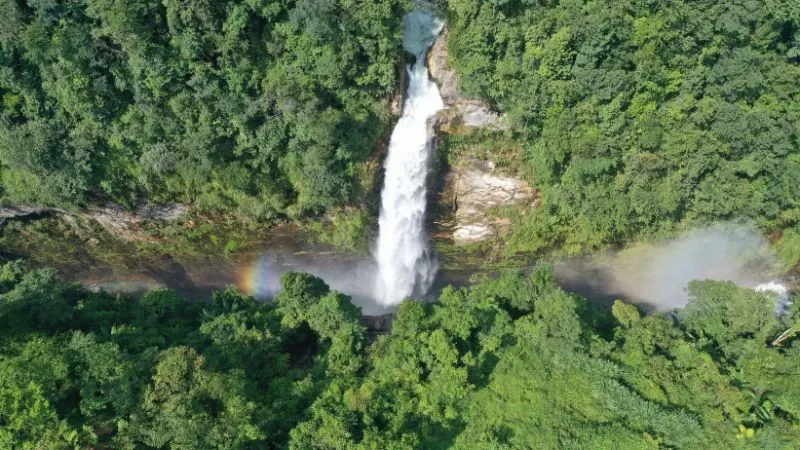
[239,252,394,315]
[556,224,783,310]
[374,10,444,305]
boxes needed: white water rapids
[374,11,444,306]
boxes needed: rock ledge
[453,160,534,244]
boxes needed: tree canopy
[446,0,800,253]
[0,0,410,217]
[0,261,797,448]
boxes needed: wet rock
[452,160,534,245]
[391,52,410,116]
[391,93,404,116]
[361,313,394,333]
[83,276,168,297]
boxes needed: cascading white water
[374,10,444,306]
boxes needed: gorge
[2,1,800,447]
[2,8,790,316]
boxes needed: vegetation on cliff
[3,0,799,257]
[0,261,798,449]
[447,0,800,254]
[2,3,800,448]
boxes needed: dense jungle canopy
[446,0,800,251]
[0,262,798,449]
[0,0,410,217]
[2,1,800,448]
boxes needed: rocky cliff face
[84,203,189,241]
[427,30,504,131]
[390,52,409,116]
[426,30,535,245]
[452,160,534,244]
[0,202,189,242]
[427,30,460,105]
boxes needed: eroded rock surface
[391,52,409,116]
[427,29,460,105]
[461,103,501,128]
[425,30,529,244]
[426,30,505,130]
[86,203,188,241]
[361,313,394,333]
[1,202,189,242]
[453,160,534,244]
[136,203,190,221]
[0,205,54,222]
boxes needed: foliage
[0,260,797,448]
[0,0,411,218]
[291,266,800,449]
[305,208,373,253]
[775,228,800,272]
[446,0,800,254]
[0,262,365,449]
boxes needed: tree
[447,0,800,253]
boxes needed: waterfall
[374,10,444,306]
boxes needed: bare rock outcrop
[85,203,189,240]
[460,103,501,128]
[425,29,530,244]
[0,205,54,222]
[1,202,189,242]
[426,30,505,130]
[136,203,190,221]
[427,30,460,105]
[452,160,534,244]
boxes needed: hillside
[0,262,798,448]
[1,1,800,449]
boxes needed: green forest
[447,0,800,253]
[2,0,800,449]
[0,0,409,217]
[0,261,798,449]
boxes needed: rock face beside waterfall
[452,160,534,244]
[427,30,460,105]
[426,29,532,245]
[426,30,504,130]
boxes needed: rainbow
[236,255,278,299]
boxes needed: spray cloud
[556,224,779,310]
